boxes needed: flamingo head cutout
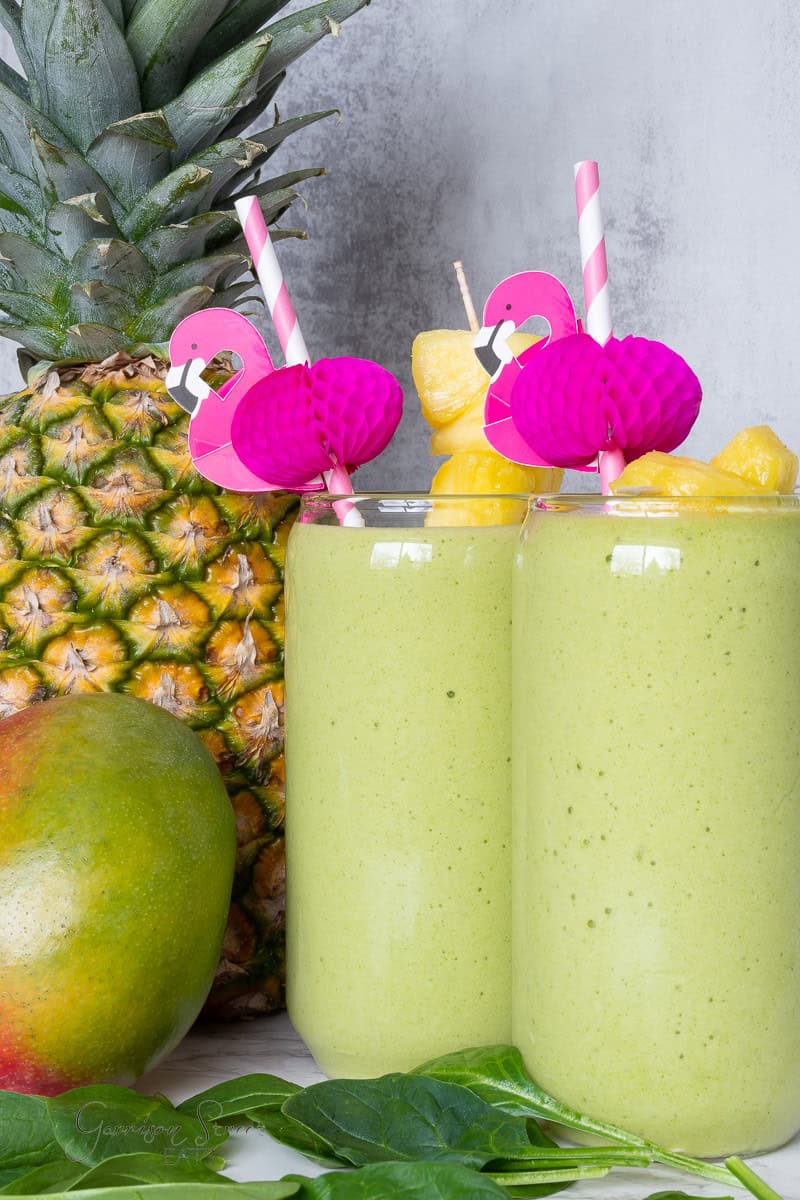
[476,271,590,471]
[474,272,579,382]
[166,308,275,416]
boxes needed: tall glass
[285,494,524,1076]
[512,494,800,1157]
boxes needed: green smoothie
[512,496,800,1157]
[286,507,517,1077]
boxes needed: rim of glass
[300,491,530,505]
[531,492,800,512]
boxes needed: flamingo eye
[505,303,512,311]
[191,342,198,351]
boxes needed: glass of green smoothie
[285,493,524,1077]
[512,492,800,1158]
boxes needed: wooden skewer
[453,260,479,333]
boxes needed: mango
[710,425,799,493]
[0,693,235,1094]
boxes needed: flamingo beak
[473,319,516,381]
[165,357,211,415]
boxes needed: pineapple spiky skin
[0,355,298,1018]
[0,0,373,1017]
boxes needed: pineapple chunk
[413,329,540,429]
[412,330,487,428]
[429,450,562,526]
[611,451,774,496]
[710,425,798,493]
[429,402,487,454]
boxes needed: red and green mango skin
[0,693,235,1095]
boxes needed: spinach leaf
[286,1161,510,1198]
[282,1074,537,1169]
[523,1121,558,1149]
[412,1046,736,1187]
[70,1151,230,1187]
[178,1075,301,1126]
[249,1109,347,1169]
[0,1092,61,1170]
[0,1184,300,1199]
[501,1185,572,1199]
[0,1151,231,1194]
[644,1194,734,1199]
[0,1160,87,1194]
[413,1045,636,1138]
[47,1085,229,1166]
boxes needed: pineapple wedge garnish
[431,450,562,497]
[614,451,777,496]
[612,426,798,496]
[710,425,799,492]
[428,451,562,527]
[413,330,493,430]
[611,451,775,496]
[413,328,539,452]
[414,328,562,514]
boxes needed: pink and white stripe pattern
[574,160,612,346]
[234,196,310,367]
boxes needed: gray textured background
[3,1,800,490]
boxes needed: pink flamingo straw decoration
[165,307,283,492]
[492,163,703,492]
[234,195,348,498]
[166,198,403,507]
[476,270,595,471]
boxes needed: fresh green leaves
[283,1074,542,1169]
[413,1045,623,1131]
[413,1045,738,1188]
[0,1084,228,1185]
[643,1194,734,1200]
[46,1084,228,1167]
[0,1092,61,1173]
[87,113,178,209]
[191,1,294,74]
[2,1185,299,1199]
[163,34,272,160]
[126,0,230,109]
[249,1109,345,1170]
[0,0,373,361]
[0,1047,785,1200]
[21,0,141,153]
[288,1161,510,1198]
[177,1072,301,1124]
[0,1152,229,1195]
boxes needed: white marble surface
[138,1013,800,1198]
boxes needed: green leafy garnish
[286,1161,510,1197]
[413,1045,738,1187]
[177,1075,301,1126]
[0,1046,787,1199]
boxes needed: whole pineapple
[0,0,370,1017]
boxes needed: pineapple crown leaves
[0,0,371,362]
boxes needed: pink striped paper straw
[574,161,612,346]
[575,161,620,492]
[234,196,310,367]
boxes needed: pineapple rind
[0,0,373,1018]
[0,362,299,1018]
